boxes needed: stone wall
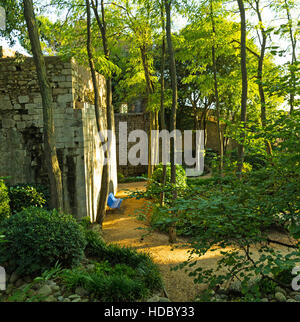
[115,113,149,176]
[114,113,237,177]
[0,54,117,221]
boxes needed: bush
[8,184,46,213]
[83,228,162,292]
[0,207,86,275]
[0,179,10,222]
[61,261,151,302]
[272,266,295,286]
[244,153,267,170]
[146,163,187,202]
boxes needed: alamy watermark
[0,6,5,31]
[98,123,205,176]
[0,266,5,291]
[292,266,300,291]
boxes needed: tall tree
[165,0,177,243]
[86,0,110,225]
[112,0,159,178]
[247,0,272,154]
[90,0,116,225]
[209,0,224,173]
[23,0,63,210]
[237,0,248,175]
[159,0,167,206]
[283,0,297,114]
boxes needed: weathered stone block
[33,96,42,104]
[57,94,73,104]
[16,121,26,129]
[53,88,69,95]
[18,95,30,104]
[62,69,72,75]
[25,103,36,110]
[52,76,65,82]
[2,119,15,128]
[59,81,72,88]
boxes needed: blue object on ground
[107,192,122,209]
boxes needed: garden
[0,0,299,304]
[131,111,300,302]
[0,183,163,302]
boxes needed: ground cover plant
[0,194,163,302]
[1,0,299,304]
[132,110,300,301]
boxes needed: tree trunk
[23,0,63,210]
[284,0,297,114]
[255,0,267,126]
[165,0,177,243]
[160,0,167,206]
[237,0,248,176]
[86,0,109,225]
[139,45,156,178]
[250,0,272,155]
[210,0,223,174]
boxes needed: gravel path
[102,182,223,301]
[102,181,292,302]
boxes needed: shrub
[244,153,267,170]
[117,172,125,182]
[61,261,150,302]
[0,179,10,222]
[8,184,46,213]
[146,163,187,202]
[272,266,295,286]
[0,207,86,275]
[83,228,162,292]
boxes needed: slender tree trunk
[200,99,208,148]
[253,0,272,155]
[86,0,109,225]
[91,0,119,224]
[165,0,177,243]
[237,0,248,176]
[210,0,223,174]
[139,45,156,178]
[160,0,167,206]
[23,0,63,210]
[255,0,267,126]
[284,0,297,114]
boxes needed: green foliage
[8,184,46,213]
[79,216,93,230]
[83,227,162,292]
[60,223,162,301]
[0,179,10,222]
[61,261,150,302]
[169,111,300,295]
[272,266,295,286]
[118,174,147,183]
[83,228,107,258]
[146,163,187,202]
[0,207,86,275]
[256,278,277,296]
[33,262,64,283]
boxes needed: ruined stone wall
[0,54,117,221]
[115,113,149,176]
[114,113,237,177]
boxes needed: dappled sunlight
[103,216,135,227]
[102,184,239,301]
[103,183,297,302]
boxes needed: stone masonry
[0,49,117,221]
[115,113,149,176]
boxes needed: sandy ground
[102,182,294,302]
